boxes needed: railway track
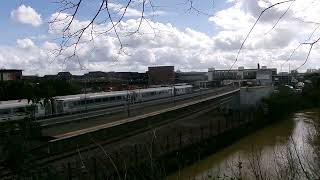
[0,87,239,179]
[38,86,236,128]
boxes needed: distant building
[22,75,39,81]
[208,65,277,86]
[175,72,207,82]
[42,74,57,80]
[57,72,72,80]
[273,70,304,86]
[175,71,208,87]
[84,71,108,79]
[0,69,22,81]
[148,66,175,85]
[256,68,274,86]
[306,69,320,73]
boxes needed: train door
[56,100,64,114]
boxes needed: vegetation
[0,117,57,179]
[0,79,81,101]
[263,75,320,118]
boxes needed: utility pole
[85,80,87,111]
[171,78,176,106]
[126,80,130,117]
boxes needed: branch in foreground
[230,0,295,71]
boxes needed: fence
[49,109,259,180]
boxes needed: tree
[50,0,320,71]
[50,0,215,62]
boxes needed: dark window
[73,102,78,106]
[0,109,10,114]
[16,107,25,113]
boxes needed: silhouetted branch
[230,0,295,70]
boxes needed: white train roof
[54,91,129,101]
[54,85,192,102]
[0,100,30,110]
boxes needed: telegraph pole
[126,80,130,117]
[84,77,88,112]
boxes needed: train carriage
[0,100,46,121]
[137,87,173,102]
[53,90,132,114]
[174,85,193,95]
[0,84,194,119]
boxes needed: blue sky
[0,0,319,75]
[0,0,229,45]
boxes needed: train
[0,85,193,121]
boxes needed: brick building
[148,66,175,85]
[0,69,22,81]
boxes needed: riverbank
[168,109,320,179]
[115,108,278,179]
[157,85,320,179]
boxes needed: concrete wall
[240,86,274,108]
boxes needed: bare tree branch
[230,0,295,71]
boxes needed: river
[168,109,320,180]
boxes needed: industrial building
[208,65,277,86]
[147,66,175,85]
[0,69,22,81]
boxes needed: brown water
[167,109,320,180]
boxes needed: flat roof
[54,85,192,101]
[0,69,23,72]
[0,100,30,109]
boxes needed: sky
[0,0,320,75]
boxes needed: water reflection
[167,110,319,180]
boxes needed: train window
[102,98,108,102]
[16,107,26,113]
[95,99,102,103]
[88,99,94,104]
[63,102,67,107]
[26,106,33,112]
[80,100,86,105]
[0,109,10,114]
[109,97,115,101]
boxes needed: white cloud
[11,5,42,27]
[16,38,35,49]
[2,0,320,75]
[108,2,167,18]
[208,0,320,71]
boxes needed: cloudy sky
[1,0,320,75]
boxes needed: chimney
[258,63,260,69]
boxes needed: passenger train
[0,85,193,121]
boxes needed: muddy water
[168,109,320,180]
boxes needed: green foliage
[0,79,81,101]
[263,79,320,118]
[262,86,301,118]
[0,117,42,174]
